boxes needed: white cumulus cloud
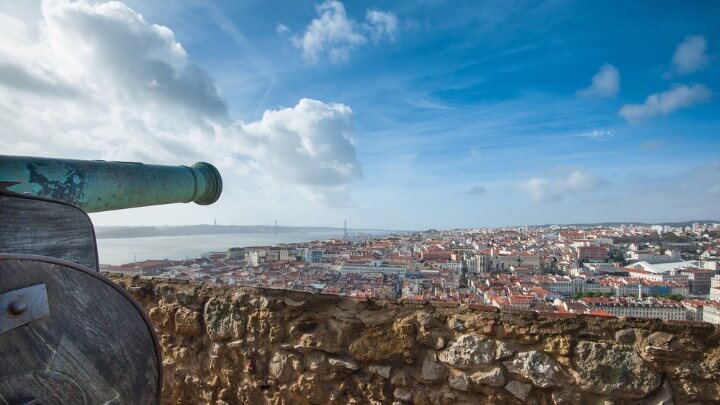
[230,98,362,187]
[518,169,601,202]
[672,35,709,75]
[288,0,398,64]
[576,64,620,99]
[0,0,362,203]
[618,84,713,123]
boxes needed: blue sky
[1,1,719,229]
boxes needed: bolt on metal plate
[1,284,50,335]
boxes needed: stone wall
[108,274,720,404]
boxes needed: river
[96,231,345,265]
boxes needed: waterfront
[96,231,344,265]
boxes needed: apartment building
[704,303,720,325]
[577,245,609,261]
[580,298,685,320]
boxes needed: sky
[1,0,719,230]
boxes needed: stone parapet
[108,274,720,404]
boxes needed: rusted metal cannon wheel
[0,254,161,404]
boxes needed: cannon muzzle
[0,155,222,212]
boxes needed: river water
[96,231,345,265]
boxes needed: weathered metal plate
[0,284,49,335]
[0,255,161,404]
[0,192,99,271]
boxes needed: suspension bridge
[263,219,402,240]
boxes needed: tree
[608,248,627,266]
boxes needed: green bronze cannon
[0,155,225,403]
[0,155,222,212]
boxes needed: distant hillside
[95,220,719,239]
[95,225,342,239]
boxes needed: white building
[710,287,720,302]
[582,300,685,320]
[625,251,681,264]
[488,252,541,271]
[683,301,704,321]
[704,303,720,325]
[247,249,265,266]
[584,282,614,295]
[339,263,407,279]
[583,262,620,272]
[625,260,697,278]
[701,260,718,271]
[440,262,463,271]
[592,237,614,246]
[539,277,584,297]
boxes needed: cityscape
[103,221,720,325]
[2,0,720,403]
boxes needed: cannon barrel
[0,155,222,212]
